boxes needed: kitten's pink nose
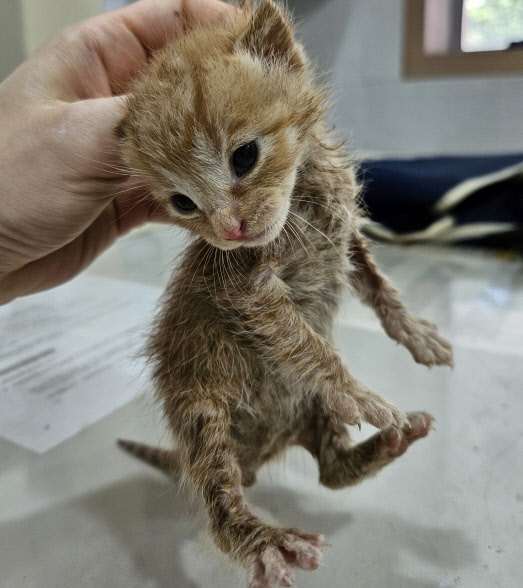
[222,221,245,240]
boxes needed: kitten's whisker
[288,211,340,254]
[177,241,207,294]
[285,218,311,258]
[235,249,251,276]
[223,252,238,294]
[292,197,348,224]
[220,250,239,308]
[112,183,150,198]
[110,194,151,229]
[224,249,248,299]
[288,216,317,254]
[278,224,296,255]
[280,224,296,257]
[232,253,249,289]
[71,152,146,177]
[186,243,214,295]
[211,247,220,298]
[111,190,158,228]
[200,245,216,297]
[218,249,229,300]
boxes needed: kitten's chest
[276,210,351,335]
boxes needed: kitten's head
[120,0,325,250]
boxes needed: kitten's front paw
[328,388,407,430]
[246,529,326,588]
[388,314,453,367]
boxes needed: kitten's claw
[355,393,407,430]
[325,393,361,427]
[390,315,453,368]
[246,529,326,588]
[326,387,407,430]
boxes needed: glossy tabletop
[1,226,521,588]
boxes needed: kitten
[117,2,453,586]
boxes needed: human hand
[0,0,230,304]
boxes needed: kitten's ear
[238,0,305,71]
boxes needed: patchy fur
[117,2,452,586]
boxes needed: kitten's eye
[232,141,258,177]
[170,194,197,213]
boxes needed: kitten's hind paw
[317,410,434,488]
[246,529,326,588]
[378,410,434,461]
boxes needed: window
[462,0,523,52]
[404,0,523,76]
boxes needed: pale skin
[0,0,231,305]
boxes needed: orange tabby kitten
[117,2,452,586]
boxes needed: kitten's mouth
[218,227,273,248]
[215,210,288,250]
[239,224,287,247]
[240,228,271,243]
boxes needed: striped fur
[117,439,177,476]
[118,2,452,586]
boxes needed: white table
[1,226,521,588]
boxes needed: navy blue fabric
[453,178,523,225]
[358,154,523,246]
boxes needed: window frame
[404,0,523,77]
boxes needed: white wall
[20,0,102,55]
[4,0,522,156]
[0,0,26,80]
[294,0,523,156]
[0,0,103,80]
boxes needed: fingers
[113,0,233,52]
[20,0,234,100]
[102,0,234,91]
[72,95,172,233]
[91,0,234,92]
[47,96,129,180]
[0,186,171,305]
[0,205,122,303]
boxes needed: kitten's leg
[168,398,325,588]
[302,410,434,489]
[228,270,407,430]
[347,231,453,367]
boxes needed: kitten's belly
[231,255,346,462]
[278,229,350,336]
[230,370,311,467]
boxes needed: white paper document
[0,275,161,453]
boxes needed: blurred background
[2,0,522,248]
[2,0,523,156]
